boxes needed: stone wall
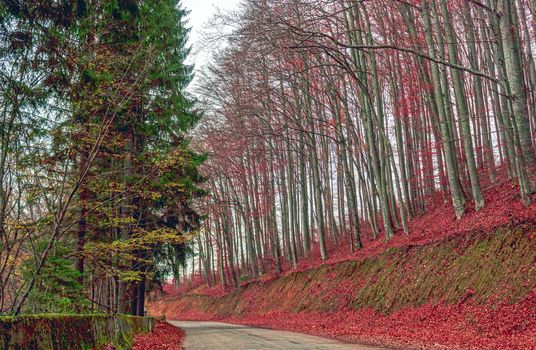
[0,314,155,349]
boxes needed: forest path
[169,320,387,350]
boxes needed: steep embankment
[150,227,535,350]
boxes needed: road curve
[169,320,386,350]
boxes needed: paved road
[169,321,385,350]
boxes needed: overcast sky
[184,0,241,68]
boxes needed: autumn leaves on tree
[1,0,536,317]
[190,0,536,289]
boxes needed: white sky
[184,0,241,70]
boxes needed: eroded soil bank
[150,226,535,349]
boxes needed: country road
[169,321,386,350]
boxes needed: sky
[183,0,241,68]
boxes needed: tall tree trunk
[422,0,466,219]
[441,0,485,210]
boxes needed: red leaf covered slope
[151,181,536,350]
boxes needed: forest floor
[131,321,185,350]
[168,175,536,299]
[151,178,536,350]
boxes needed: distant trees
[0,0,203,315]
[191,0,536,287]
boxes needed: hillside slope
[150,226,535,349]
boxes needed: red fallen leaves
[290,178,536,275]
[131,322,185,350]
[161,289,536,350]
[151,176,536,349]
[163,275,208,297]
[164,176,536,300]
[188,283,228,297]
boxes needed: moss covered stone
[0,314,155,350]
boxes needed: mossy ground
[152,226,534,318]
[0,314,155,350]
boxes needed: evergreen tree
[0,0,204,315]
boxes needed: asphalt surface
[169,320,386,350]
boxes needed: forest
[184,0,536,290]
[0,0,203,316]
[0,0,535,349]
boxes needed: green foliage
[19,243,88,314]
[0,0,205,315]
